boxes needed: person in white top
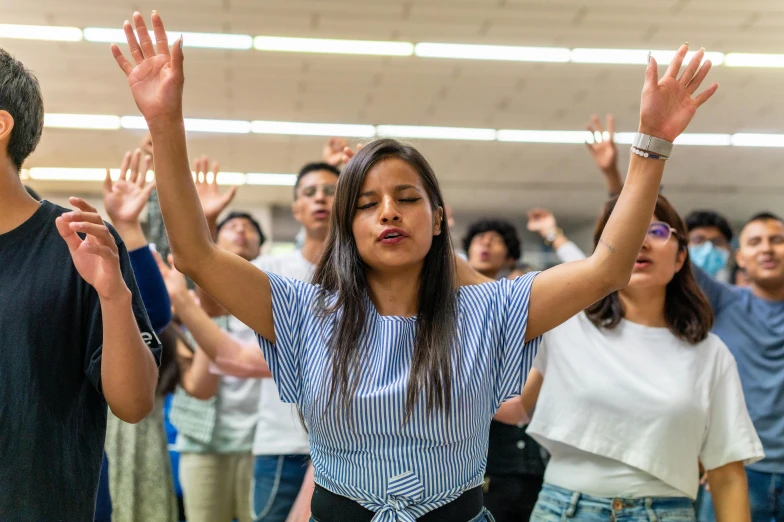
[519,195,764,522]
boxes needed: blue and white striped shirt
[258,272,540,522]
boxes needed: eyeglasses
[647,221,678,244]
[689,234,730,249]
[301,184,336,198]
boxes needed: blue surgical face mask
[689,241,730,277]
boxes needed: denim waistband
[537,483,693,517]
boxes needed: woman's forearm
[148,121,216,276]
[589,154,665,290]
[100,290,159,423]
[709,463,751,522]
[181,347,220,400]
[493,397,529,426]
[173,291,271,378]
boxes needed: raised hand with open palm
[638,45,717,143]
[104,149,156,226]
[192,156,236,224]
[111,11,183,130]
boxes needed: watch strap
[633,133,673,158]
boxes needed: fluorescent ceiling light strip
[251,121,375,137]
[415,43,570,62]
[0,24,82,42]
[674,134,732,146]
[83,28,252,49]
[254,36,413,56]
[496,130,591,144]
[215,172,246,185]
[571,49,724,66]
[731,133,784,147]
[724,53,784,68]
[29,168,107,181]
[120,116,149,130]
[121,116,251,133]
[376,125,496,141]
[245,173,297,186]
[185,118,251,133]
[44,113,121,130]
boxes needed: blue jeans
[531,484,695,521]
[309,507,494,521]
[251,455,310,522]
[698,469,784,522]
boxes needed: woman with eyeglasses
[521,195,764,522]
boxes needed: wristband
[633,132,673,159]
[544,228,563,246]
[631,146,667,160]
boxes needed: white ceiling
[6,0,784,224]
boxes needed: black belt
[311,484,484,522]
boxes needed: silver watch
[633,133,673,159]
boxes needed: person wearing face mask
[522,195,763,522]
[685,210,734,281]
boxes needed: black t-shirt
[0,201,162,521]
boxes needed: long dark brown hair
[586,195,713,344]
[312,138,458,420]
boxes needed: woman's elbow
[590,256,632,293]
[181,378,218,400]
[607,269,632,293]
[110,394,155,424]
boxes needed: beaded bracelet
[630,146,667,160]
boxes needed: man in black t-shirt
[0,49,161,520]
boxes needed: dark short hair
[216,211,265,246]
[745,211,783,228]
[294,162,340,198]
[684,210,733,243]
[462,219,522,261]
[0,49,44,170]
[586,195,713,345]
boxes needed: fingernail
[684,41,689,46]
[699,47,705,52]
[179,36,183,49]
[647,51,651,63]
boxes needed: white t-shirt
[527,312,764,500]
[251,250,314,455]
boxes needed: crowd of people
[2,9,784,522]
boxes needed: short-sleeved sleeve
[491,272,542,407]
[256,271,320,404]
[83,232,163,393]
[700,360,765,470]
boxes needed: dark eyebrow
[358,185,421,198]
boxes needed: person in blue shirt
[695,212,784,522]
[110,12,718,522]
